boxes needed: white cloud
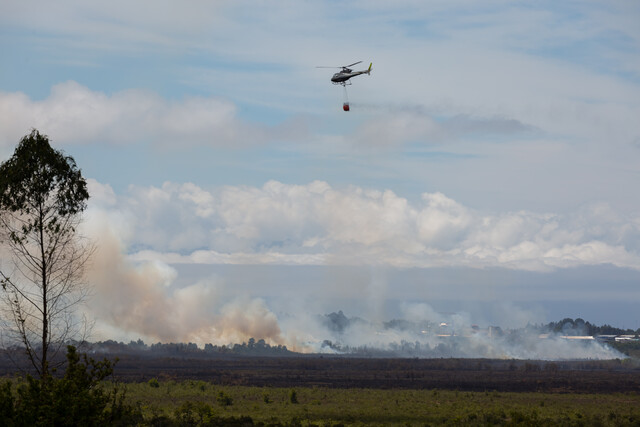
[417,192,472,249]
[353,112,442,147]
[85,179,640,272]
[0,82,305,149]
[2,3,639,216]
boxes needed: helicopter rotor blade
[344,61,362,68]
[316,66,342,68]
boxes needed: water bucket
[343,103,350,111]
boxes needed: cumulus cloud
[0,82,306,149]
[86,179,640,272]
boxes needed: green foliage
[216,390,233,407]
[115,380,640,426]
[0,129,89,229]
[0,381,15,424]
[11,375,631,425]
[0,345,142,426]
[174,401,214,425]
[544,317,640,336]
[148,378,160,388]
[289,389,298,404]
[611,340,640,359]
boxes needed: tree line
[89,338,293,357]
[539,318,639,336]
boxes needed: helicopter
[317,61,372,111]
[317,61,372,86]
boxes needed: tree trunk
[39,206,48,379]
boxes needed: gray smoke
[79,200,625,360]
[304,309,623,360]
[82,209,285,346]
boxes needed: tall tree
[0,129,93,379]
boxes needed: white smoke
[81,200,284,346]
[77,179,630,359]
[298,305,624,360]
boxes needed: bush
[0,345,142,426]
[216,391,233,407]
[174,401,214,425]
[0,381,15,424]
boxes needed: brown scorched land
[105,355,640,393]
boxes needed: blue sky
[1,1,639,346]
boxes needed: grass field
[117,379,640,426]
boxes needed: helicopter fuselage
[331,71,365,83]
[330,63,372,85]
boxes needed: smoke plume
[82,208,284,346]
[78,182,628,360]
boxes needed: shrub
[217,390,233,406]
[175,401,214,425]
[0,345,142,425]
[0,381,15,423]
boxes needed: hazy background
[1,1,639,349]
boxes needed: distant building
[615,335,639,342]
[595,335,618,342]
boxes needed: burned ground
[76,354,640,393]
[2,348,639,393]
